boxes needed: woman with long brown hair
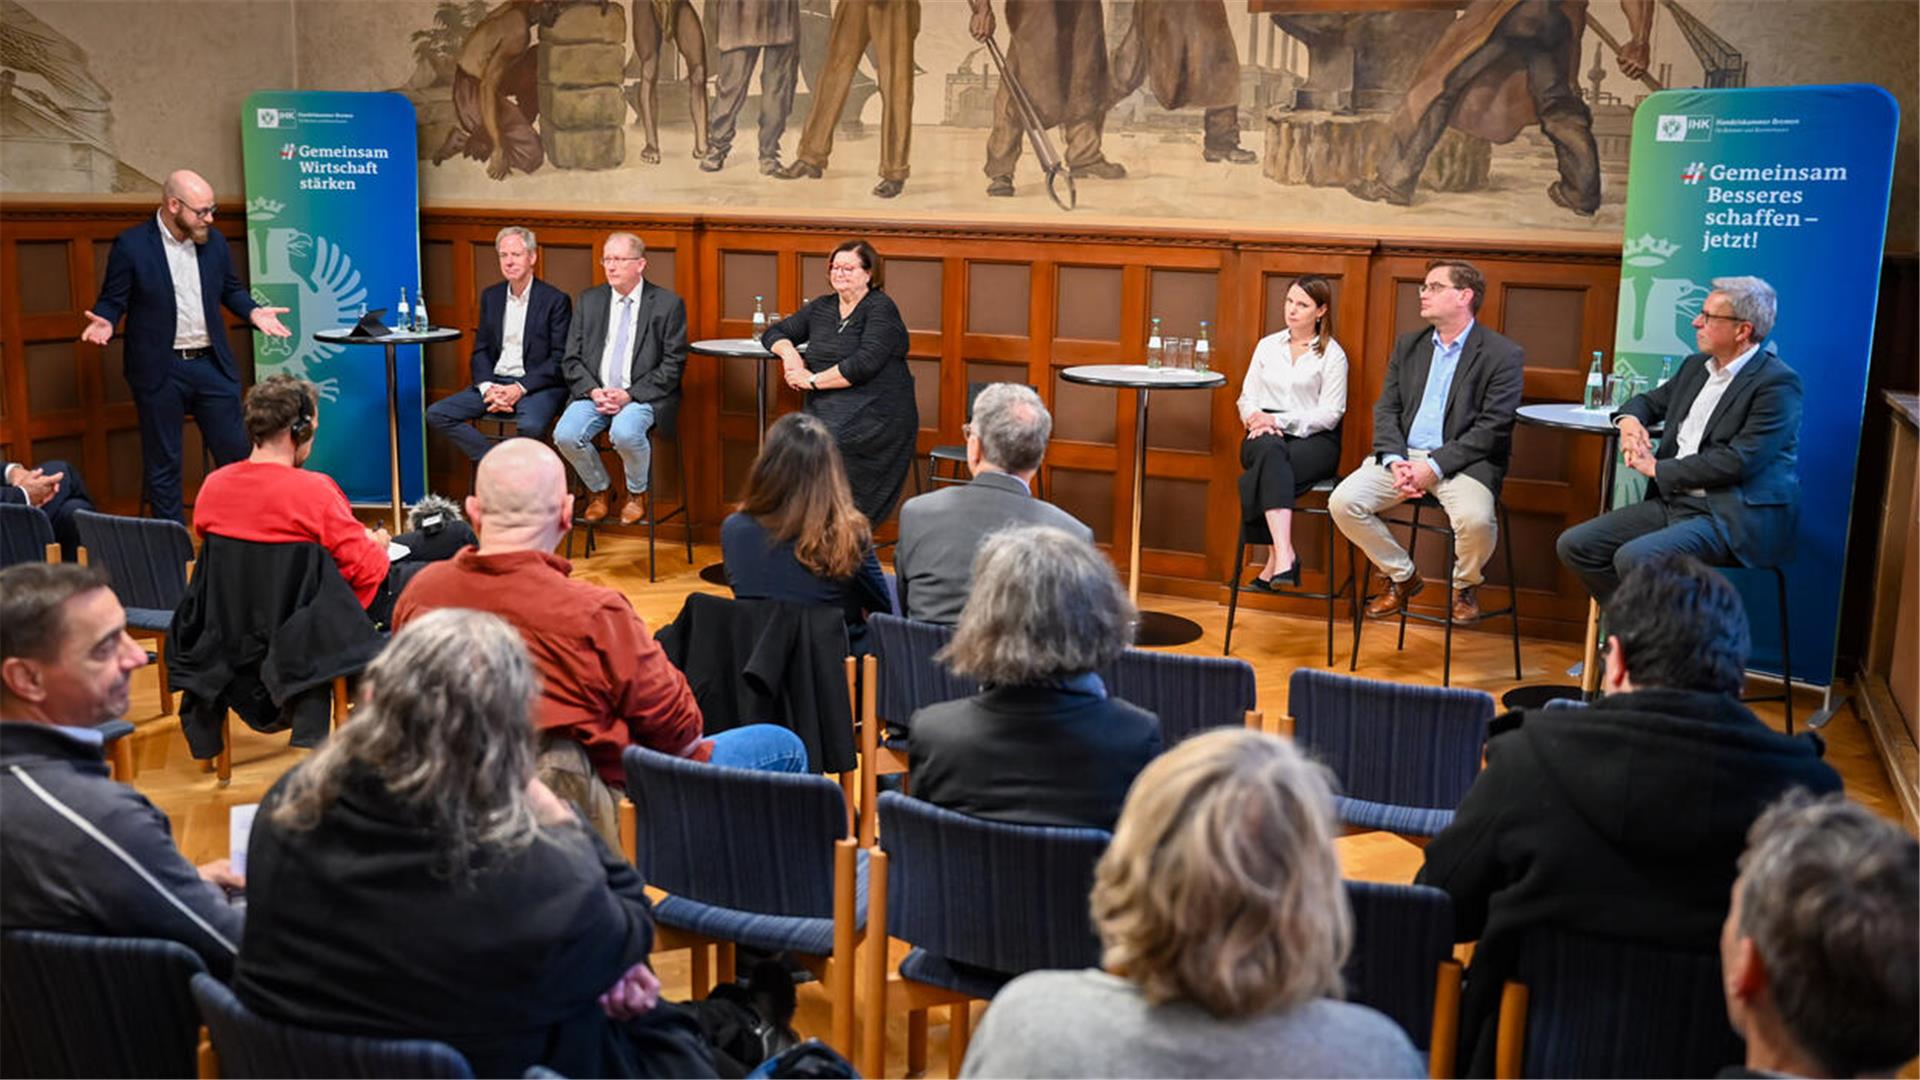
[721,411,892,647]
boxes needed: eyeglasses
[179,202,216,220]
[1417,281,1458,294]
[962,422,976,440]
[601,255,643,265]
[828,263,865,275]
[1696,311,1746,324]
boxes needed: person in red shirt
[392,437,805,849]
[194,376,399,616]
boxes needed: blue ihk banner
[241,90,425,506]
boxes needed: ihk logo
[1680,161,1706,185]
[1656,114,1712,142]
[256,107,282,129]
[279,143,297,160]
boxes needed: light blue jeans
[553,398,655,494]
[706,723,809,773]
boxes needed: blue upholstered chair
[191,973,473,1078]
[1285,668,1492,838]
[1343,881,1462,1079]
[622,745,867,1058]
[0,502,59,567]
[73,510,193,718]
[860,792,1110,1079]
[1493,927,1743,1079]
[858,613,976,843]
[1100,646,1262,746]
[0,929,206,1079]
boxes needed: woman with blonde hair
[721,411,892,647]
[962,728,1422,1078]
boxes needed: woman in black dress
[762,239,918,523]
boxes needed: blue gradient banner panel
[1613,85,1898,686]
[241,90,424,506]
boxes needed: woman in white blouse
[1236,276,1347,589]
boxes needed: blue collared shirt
[1399,321,1474,480]
[48,724,106,748]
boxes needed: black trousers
[1238,427,1341,538]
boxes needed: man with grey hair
[555,233,689,526]
[1,562,244,976]
[894,383,1092,624]
[1720,793,1917,1078]
[426,226,573,462]
[1557,274,1802,602]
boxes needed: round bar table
[1060,364,1228,647]
[314,326,460,533]
[1503,402,1648,708]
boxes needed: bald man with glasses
[80,169,291,523]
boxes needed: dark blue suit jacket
[469,277,572,394]
[89,217,256,394]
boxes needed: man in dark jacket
[1417,553,1841,1076]
[0,563,244,977]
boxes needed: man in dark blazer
[1329,259,1525,622]
[1557,276,1801,603]
[894,383,1092,624]
[79,169,291,523]
[425,226,573,462]
[2,458,96,559]
[554,233,689,525]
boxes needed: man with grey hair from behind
[907,524,1160,830]
[1557,273,1801,603]
[894,383,1093,624]
[1719,792,1918,1079]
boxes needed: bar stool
[1223,477,1357,666]
[1352,494,1523,687]
[564,402,694,582]
[1723,563,1795,732]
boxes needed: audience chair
[73,510,193,717]
[1100,646,1262,746]
[1343,881,1462,1080]
[1224,477,1358,665]
[99,718,137,782]
[1285,668,1492,839]
[564,405,694,581]
[858,614,978,843]
[0,502,60,567]
[623,745,867,1059]
[860,792,1109,1079]
[920,382,1044,498]
[1352,494,1522,687]
[1492,927,1743,1079]
[191,973,473,1079]
[0,929,208,1080]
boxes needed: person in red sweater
[194,376,401,619]
[393,438,805,849]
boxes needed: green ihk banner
[241,91,425,506]
[1612,85,1898,687]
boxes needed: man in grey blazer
[554,233,689,525]
[895,383,1092,624]
[1330,259,1525,623]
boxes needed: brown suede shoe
[619,493,647,526]
[582,492,610,523]
[1451,586,1481,623]
[1365,575,1425,617]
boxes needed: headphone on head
[289,390,315,446]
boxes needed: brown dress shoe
[619,493,647,525]
[582,492,610,523]
[1451,586,1481,623]
[1365,574,1425,617]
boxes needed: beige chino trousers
[1329,452,1497,590]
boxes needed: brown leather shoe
[582,492,610,523]
[618,493,647,526]
[1451,586,1481,623]
[1365,575,1425,617]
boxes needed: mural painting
[2,0,1914,243]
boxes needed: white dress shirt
[156,211,210,350]
[1671,342,1759,496]
[479,280,532,392]
[1236,328,1348,437]
[598,285,643,392]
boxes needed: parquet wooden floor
[119,533,1903,1078]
